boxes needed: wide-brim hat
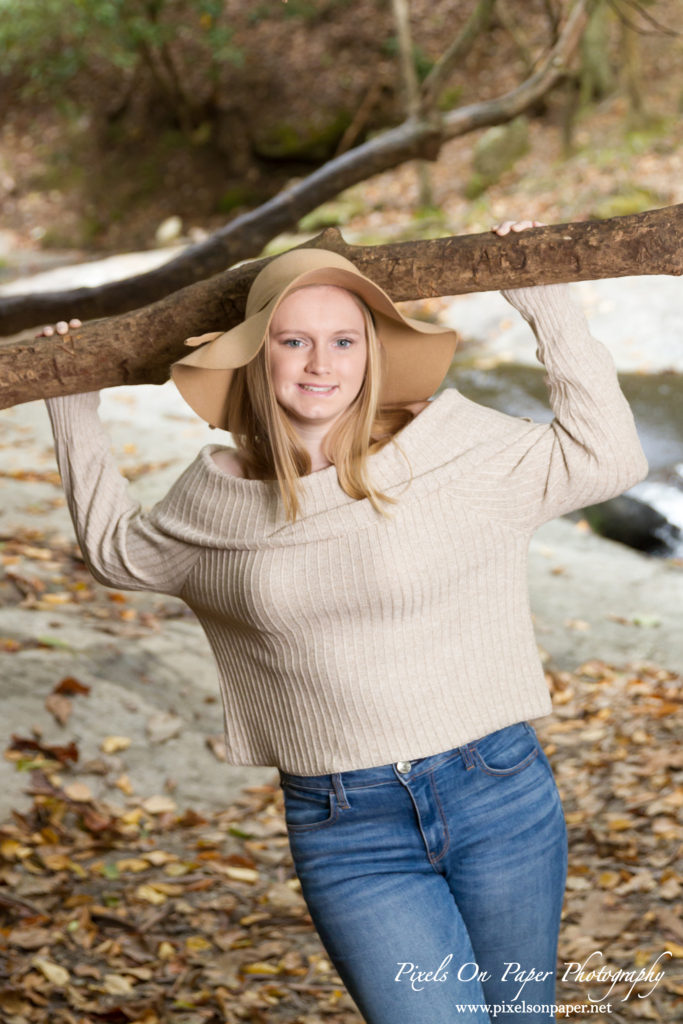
[171,248,458,431]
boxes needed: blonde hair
[227,289,413,521]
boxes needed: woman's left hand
[36,319,82,338]
[492,220,544,235]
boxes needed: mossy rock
[465,117,530,197]
[251,110,352,162]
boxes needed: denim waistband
[279,743,468,791]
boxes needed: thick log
[1,204,681,411]
[0,1,587,336]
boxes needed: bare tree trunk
[0,0,588,337]
[620,16,646,126]
[1,203,681,411]
[391,0,433,206]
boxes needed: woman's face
[268,285,368,434]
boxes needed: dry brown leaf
[44,692,72,726]
[32,957,70,985]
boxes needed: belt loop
[459,744,476,770]
[331,773,350,809]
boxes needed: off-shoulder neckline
[199,389,456,488]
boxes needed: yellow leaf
[665,942,683,958]
[119,808,144,825]
[147,882,183,896]
[116,858,150,873]
[101,736,132,753]
[223,865,259,883]
[634,949,657,967]
[598,871,621,889]
[1,839,31,860]
[146,850,177,866]
[186,935,213,953]
[157,942,175,959]
[242,961,281,975]
[115,774,134,795]
[39,852,71,871]
[33,957,70,985]
[240,912,270,925]
[142,795,177,815]
[135,885,167,905]
[607,817,632,831]
[164,861,196,877]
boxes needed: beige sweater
[46,285,648,774]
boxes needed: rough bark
[0,0,588,337]
[1,203,681,411]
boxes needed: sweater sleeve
[45,392,202,595]
[496,283,649,528]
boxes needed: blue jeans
[280,722,567,1024]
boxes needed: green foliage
[381,36,434,82]
[248,0,354,25]
[437,85,463,112]
[0,0,242,104]
[591,186,663,219]
[217,185,264,214]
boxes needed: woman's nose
[305,344,330,373]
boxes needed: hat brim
[171,263,458,430]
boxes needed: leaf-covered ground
[1,658,681,1024]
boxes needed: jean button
[395,761,412,774]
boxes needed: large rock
[583,492,682,557]
[251,109,352,162]
[466,116,530,198]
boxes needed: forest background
[0,2,682,1023]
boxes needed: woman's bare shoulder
[210,448,246,478]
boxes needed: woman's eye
[335,337,353,348]
[283,338,305,348]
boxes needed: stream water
[442,362,683,555]
[444,363,683,472]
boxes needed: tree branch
[421,0,497,112]
[442,0,587,134]
[0,0,588,337]
[1,203,681,411]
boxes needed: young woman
[43,225,647,1023]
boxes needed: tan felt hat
[171,248,459,431]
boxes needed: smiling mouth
[297,384,338,393]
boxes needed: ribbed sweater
[45,285,648,774]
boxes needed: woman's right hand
[36,318,82,338]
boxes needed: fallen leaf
[33,957,70,985]
[63,781,93,802]
[44,692,73,726]
[101,735,132,754]
[54,676,91,696]
[141,795,177,815]
[145,712,183,744]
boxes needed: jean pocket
[471,722,540,777]
[282,784,338,833]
